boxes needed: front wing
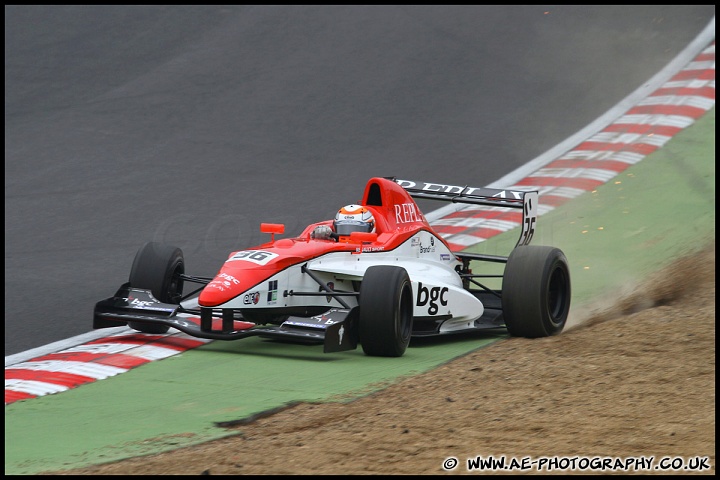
[93,285,358,353]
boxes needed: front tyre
[502,246,571,338]
[127,241,185,334]
[358,265,413,357]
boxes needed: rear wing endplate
[391,177,538,247]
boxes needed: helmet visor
[335,220,373,236]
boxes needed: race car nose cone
[197,267,271,308]
[198,285,233,307]
[198,272,245,307]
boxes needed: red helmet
[334,204,375,236]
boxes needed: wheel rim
[165,263,184,304]
[396,282,413,343]
[547,265,569,324]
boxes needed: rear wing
[391,177,538,248]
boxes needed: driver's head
[334,204,375,236]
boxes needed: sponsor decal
[394,202,423,224]
[359,246,385,252]
[218,272,240,285]
[440,253,452,261]
[520,196,537,246]
[285,314,335,329]
[207,273,241,292]
[133,305,176,312]
[416,282,449,315]
[228,250,278,265]
[494,189,525,200]
[122,296,158,308]
[266,280,278,305]
[396,179,525,200]
[419,237,436,254]
[243,291,260,305]
[284,320,319,328]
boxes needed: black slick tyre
[501,245,571,338]
[127,241,185,334]
[358,265,413,357]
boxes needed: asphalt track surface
[4,5,716,356]
[4,7,715,474]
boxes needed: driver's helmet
[334,204,375,236]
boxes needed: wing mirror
[260,223,285,241]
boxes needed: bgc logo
[416,282,448,315]
[122,296,157,308]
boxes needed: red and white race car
[94,177,571,357]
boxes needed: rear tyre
[502,246,571,338]
[127,241,185,334]
[358,266,413,357]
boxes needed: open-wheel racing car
[94,177,571,357]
